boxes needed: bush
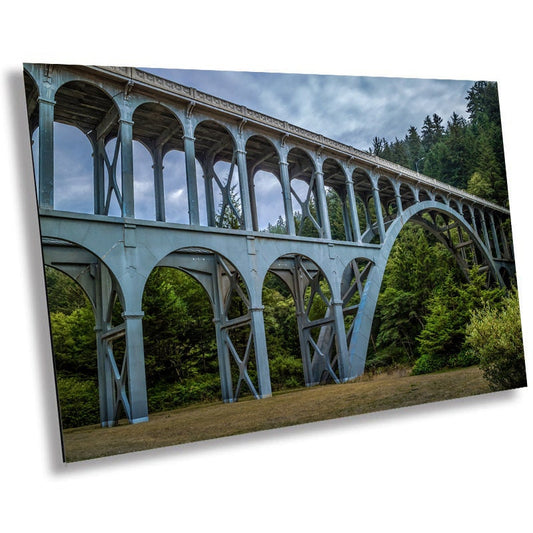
[269,355,304,391]
[365,346,410,373]
[56,376,100,428]
[148,374,221,412]
[466,290,527,391]
[413,268,504,375]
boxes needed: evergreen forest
[46,81,526,428]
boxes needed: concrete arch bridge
[24,64,514,426]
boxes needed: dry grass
[62,366,492,462]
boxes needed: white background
[1,2,531,531]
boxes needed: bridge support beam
[184,134,200,225]
[345,177,362,242]
[94,264,115,427]
[236,146,253,231]
[123,312,149,423]
[489,213,502,259]
[153,145,166,222]
[250,305,272,398]
[331,299,350,381]
[314,171,331,239]
[372,185,386,243]
[119,119,135,218]
[279,160,296,236]
[93,137,106,215]
[38,96,55,209]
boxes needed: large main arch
[345,200,505,378]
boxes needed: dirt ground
[62,366,493,462]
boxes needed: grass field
[62,366,494,462]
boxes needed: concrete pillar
[94,264,114,427]
[314,170,332,239]
[249,168,260,231]
[468,206,479,234]
[38,96,55,209]
[279,159,296,235]
[153,145,166,222]
[489,213,502,259]
[235,145,253,230]
[122,312,149,423]
[119,119,135,218]
[202,158,217,227]
[372,185,386,243]
[345,177,361,242]
[395,188,403,215]
[212,259,235,402]
[250,304,272,398]
[499,219,512,259]
[93,137,106,215]
[183,133,200,225]
[479,212,492,253]
[331,299,350,381]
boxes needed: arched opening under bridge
[362,204,508,378]
[148,247,264,404]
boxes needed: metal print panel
[23,64,527,462]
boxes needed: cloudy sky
[143,67,474,152]
[43,67,476,229]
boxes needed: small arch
[194,120,242,229]
[399,182,417,210]
[132,102,186,223]
[323,158,350,241]
[55,80,120,140]
[162,150,189,224]
[449,198,461,213]
[265,253,339,385]
[418,189,432,202]
[246,135,285,232]
[287,148,320,238]
[377,176,398,220]
[53,123,95,214]
[150,246,258,402]
[353,168,377,241]
[52,81,121,215]
[434,193,448,205]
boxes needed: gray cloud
[143,67,474,150]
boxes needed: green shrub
[365,346,410,373]
[466,290,527,391]
[148,374,221,412]
[56,376,100,428]
[269,354,304,390]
